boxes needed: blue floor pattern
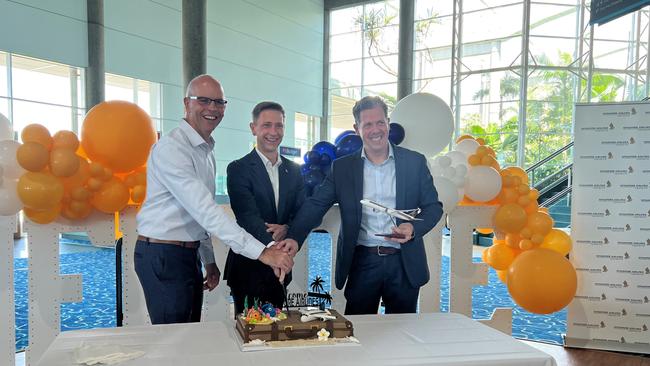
[14,233,566,351]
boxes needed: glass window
[13,100,73,138]
[415,0,454,19]
[330,32,363,62]
[11,55,73,106]
[0,52,8,97]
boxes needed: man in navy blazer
[283,96,443,315]
[224,101,305,315]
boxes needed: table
[35,313,556,366]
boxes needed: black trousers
[344,246,420,315]
[230,280,286,315]
[134,240,203,324]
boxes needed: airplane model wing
[360,199,422,221]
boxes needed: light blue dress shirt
[358,144,400,249]
[136,119,267,262]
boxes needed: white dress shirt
[358,144,399,249]
[254,147,282,211]
[137,119,267,262]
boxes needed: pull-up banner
[567,102,650,354]
[590,0,650,25]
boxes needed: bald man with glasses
[135,74,294,325]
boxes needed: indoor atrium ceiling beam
[322,10,331,141]
[397,0,414,100]
[86,0,105,110]
[182,0,206,89]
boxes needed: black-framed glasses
[188,96,228,106]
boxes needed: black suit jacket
[287,145,443,290]
[224,149,305,288]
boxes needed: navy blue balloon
[389,123,405,145]
[335,134,362,158]
[319,154,332,167]
[303,150,321,165]
[300,164,310,176]
[312,141,336,161]
[304,169,324,188]
[309,163,322,171]
[334,130,355,145]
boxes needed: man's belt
[137,235,200,249]
[359,245,400,256]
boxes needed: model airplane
[300,308,337,322]
[360,199,422,221]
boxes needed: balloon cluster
[0,101,157,224]
[300,123,406,193]
[449,135,576,314]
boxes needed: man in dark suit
[282,96,443,315]
[225,101,305,315]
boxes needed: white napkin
[73,343,145,365]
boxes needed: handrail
[526,141,574,173]
[540,186,572,208]
[535,163,572,194]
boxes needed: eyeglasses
[188,96,228,106]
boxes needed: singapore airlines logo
[644,324,648,331]
[605,209,611,216]
[646,267,650,274]
[604,237,610,244]
[629,166,634,173]
[609,122,615,129]
[621,308,627,316]
[607,181,612,187]
[608,152,614,159]
[626,224,632,231]
[623,280,629,287]
[621,337,626,343]
[627,195,633,202]
[632,107,637,115]
[602,293,607,300]
[624,252,630,259]
[630,137,636,144]
[600,321,606,328]
[602,265,608,272]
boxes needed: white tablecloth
[35,312,556,366]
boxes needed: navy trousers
[134,240,203,324]
[344,246,420,315]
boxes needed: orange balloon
[539,207,549,214]
[494,203,527,233]
[131,184,146,203]
[476,227,493,235]
[475,137,486,145]
[24,204,61,224]
[456,134,474,143]
[61,201,93,220]
[49,148,80,177]
[524,201,539,214]
[468,155,481,166]
[498,187,518,204]
[502,175,516,188]
[505,233,521,249]
[17,172,64,209]
[507,249,577,314]
[527,211,554,236]
[528,188,540,201]
[476,145,489,157]
[530,233,545,246]
[481,248,488,263]
[62,157,90,191]
[480,155,497,167]
[486,243,517,270]
[540,228,572,256]
[517,195,531,206]
[70,187,91,201]
[502,166,529,185]
[486,146,496,157]
[520,227,532,239]
[89,162,104,177]
[496,270,508,283]
[21,124,52,150]
[16,142,49,172]
[519,239,534,250]
[87,177,103,191]
[90,177,130,213]
[52,130,80,151]
[81,101,157,173]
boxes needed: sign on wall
[567,102,650,354]
[590,0,650,25]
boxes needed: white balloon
[446,150,467,167]
[0,140,25,179]
[390,93,454,159]
[455,139,480,157]
[438,155,452,168]
[442,166,456,179]
[452,175,466,188]
[430,164,444,177]
[0,113,12,141]
[455,164,468,177]
[0,178,22,216]
[434,176,460,213]
[465,166,502,202]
